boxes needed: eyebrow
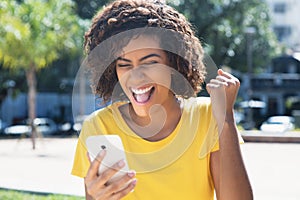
[139,54,162,62]
[117,53,162,63]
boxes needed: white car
[4,124,31,135]
[4,118,57,136]
[72,115,89,132]
[260,116,295,133]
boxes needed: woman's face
[116,35,173,117]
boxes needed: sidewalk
[1,134,300,199]
[241,130,300,143]
[0,137,85,196]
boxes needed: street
[241,142,300,200]
[0,138,300,199]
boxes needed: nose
[128,66,147,84]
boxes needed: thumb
[217,68,223,75]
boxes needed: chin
[132,106,149,117]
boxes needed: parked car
[3,118,57,136]
[33,118,57,135]
[3,121,30,135]
[72,115,89,133]
[57,121,73,134]
[260,116,295,133]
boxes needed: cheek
[116,68,132,96]
[147,66,172,89]
[116,68,128,83]
[116,68,126,88]
[116,67,122,80]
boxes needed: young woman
[72,0,253,199]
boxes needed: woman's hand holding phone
[84,150,137,200]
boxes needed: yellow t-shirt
[72,97,219,200]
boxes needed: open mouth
[131,85,155,104]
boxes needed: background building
[265,0,300,51]
[239,55,300,128]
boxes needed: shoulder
[83,104,114,124]
[78,105,114,134]
[183,96,212,112]
[183,97,215,129]
[195,96,211,106]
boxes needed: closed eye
[144,60,159,65]
[116,57,132,68]
[117,63,131,68]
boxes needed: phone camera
[101,145,106,150]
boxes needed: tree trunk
[26,65,37,150]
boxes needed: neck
[125,96,182,141]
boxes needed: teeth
[131,86,153,95]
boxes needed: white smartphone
[86,135,130,184]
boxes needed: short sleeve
[199,119,244,159]
[71,120,95,178]
[71,138,90,178]
[199,114,219,159]
[211,135,219,152]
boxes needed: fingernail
[118,159,125,167]
[131,178,137,186]
[130,179,137,193]
[127,170,136,178]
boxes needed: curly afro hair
[84,0,206,103]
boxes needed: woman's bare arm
[210,119,253,200]
[208,69,253,200]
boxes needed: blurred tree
[74,0,281,72]
[169,0,282,73]
[0,0,88,149]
